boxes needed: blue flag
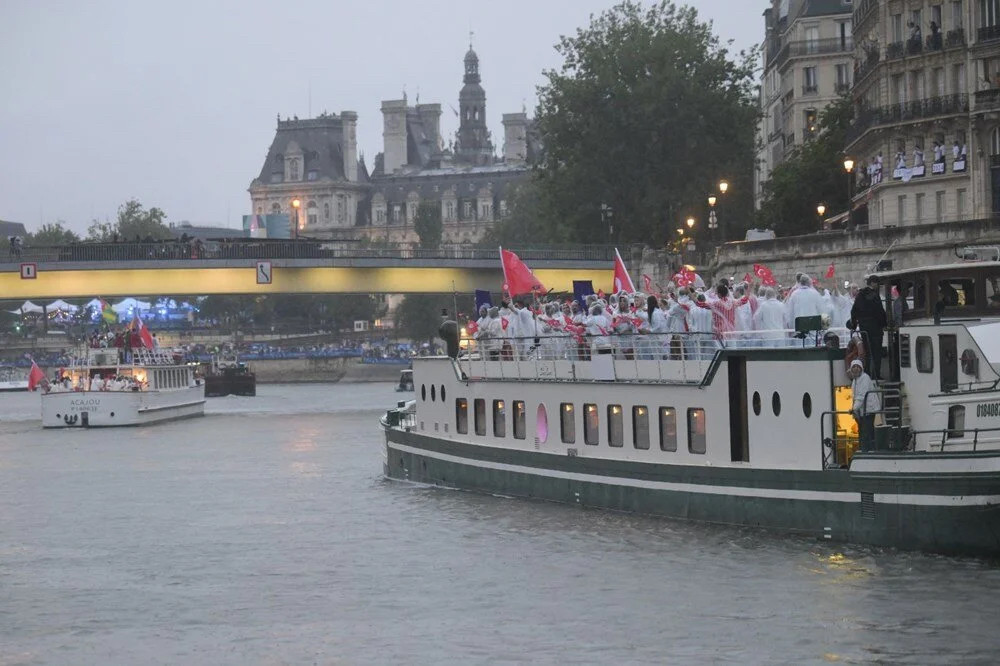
[474,289,493,314]
[573,280,595,310]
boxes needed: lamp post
[707,194,719,242]
[601,203,614,243]
[715,180,729,241]
[843,157,855,229]
[291,198,301,239]
[817,203,826,226]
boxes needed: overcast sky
[0,0,762,235]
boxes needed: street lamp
[843,157,855,230]
[291,198,301,239]
[718,180,729,195]
[817,203,827,218]
[601,203,614,242]
[686,217,695,230]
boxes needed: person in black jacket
[851,276,888,380]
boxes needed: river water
[1,383,998,665]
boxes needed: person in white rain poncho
[537,302,567,360]
[483,306,504,359]
[666,288,693,359]
[752,287,788,347]
[687,293,716,359]
[831,283,858,330]
[585,302,613,354]
[514,299,536,357]
[784,274,824,331]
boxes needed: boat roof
[871,260,1000,280]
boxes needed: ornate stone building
[248,112,370,235]
[248,47,540,243]
[755,0,855,209]
[845,0,1000,228]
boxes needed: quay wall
[707,219,1000,287]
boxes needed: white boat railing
[458,330,849,385]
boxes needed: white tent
[84,298,103,310]
[8,300,45,314]
[47,299,79,312]
[112,298,151,314]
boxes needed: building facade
[846,0,1000,228]
[755,0,855,208]
[248,47,539,243]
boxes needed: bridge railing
[1,241,627,264]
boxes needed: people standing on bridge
[851,276,887,380]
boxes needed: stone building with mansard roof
[248,46,540,242]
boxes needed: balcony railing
[835,82,851,95]
[846,94,970,145]
[975,88,1000,111]
[926,32,943,52]
[774,37,854,70]
[946,28,966,47]
[853,0,878,30]
[978,25,1000,44]
[854,48,881,84]
[886,38,925,60]
[802,84,819,95]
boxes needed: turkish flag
[642,274,653,293]
[500,247,546,296]
[613,248,636,293]
[27,360,45,391]
[133,313,154,348]
[501,317,509,331]
[825,263,836,279]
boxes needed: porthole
[802,393,812,418]
[421,384,426,401]
[431,384,436,401]
[110,412,115,418]
[441,385,446,402]
[772,392,781,417]
[752,392,761,416]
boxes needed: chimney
[416,103,442,153]
[381,99,408,174]
[341,111,358,182]
[502,112,528,164]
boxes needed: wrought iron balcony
[975,88,1000,111]
[979,25,1000,43]
[846,94,970,145]
[802,84,819,95]
[773,38,854,70]
[926,32,944,52]
[946,28,966,47]
[853,48,881,85]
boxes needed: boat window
[441,385,446,402]
[560,403,576,444]
[512,401,526,440]
[802,393,812,418]
[431,385,436,401]
[474,398,486,436]
[938,278,975,307]
[899,334,911,368]
[688,408,707,454]
[421,384,426,401]
[988,276,1000,308]
[916,336,934,373]
[584,404,600,446]
[632,406,650,450]
[455,398,468,434]
[772,392,781,417]
[493,400,506,437]
[659,407,677,451]
[947,405,965,439]
[752,391,761,416]
[607,405,624,447]
[536,404,549,444]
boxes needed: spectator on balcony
[933,141,945,163]
[980,75,992,92]
[908,21,921,44]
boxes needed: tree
[394,294,456,344]
[88,199,172,241]
[27,221,80,246]
[413,201,442,249]
[481,180,566,246]
[755,97,852,237]
[533,1,758,246]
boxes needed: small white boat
[41,348,205,428]
[0,366,28,392]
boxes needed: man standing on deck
[851,276,887,380]
[849,359,881,451]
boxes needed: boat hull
[41,386,206,427]
[384,428,1000,557]
[204,373,256,397]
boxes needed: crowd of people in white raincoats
[467,272,863,362]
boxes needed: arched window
[323,202,330,221]
[991,127,1000,156]
[271,203,281,214]
[289,158,300,181]
[307,200,318,227]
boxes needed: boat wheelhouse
[381,255,1000,556]
[41,347,205,427]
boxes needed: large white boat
[41,347,205,427]
[0,366,28,392]
[382,256,1000,556]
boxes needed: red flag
[27,360,45,391]
[500,316,509,331]
[613,248,636,293]
[825,263,835,279]
[466,320,478,335]
[753,263,777,287]
[642,274,653,293]
[133,313,154,349]
[500,247,546,295]
[743,272,752,284]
